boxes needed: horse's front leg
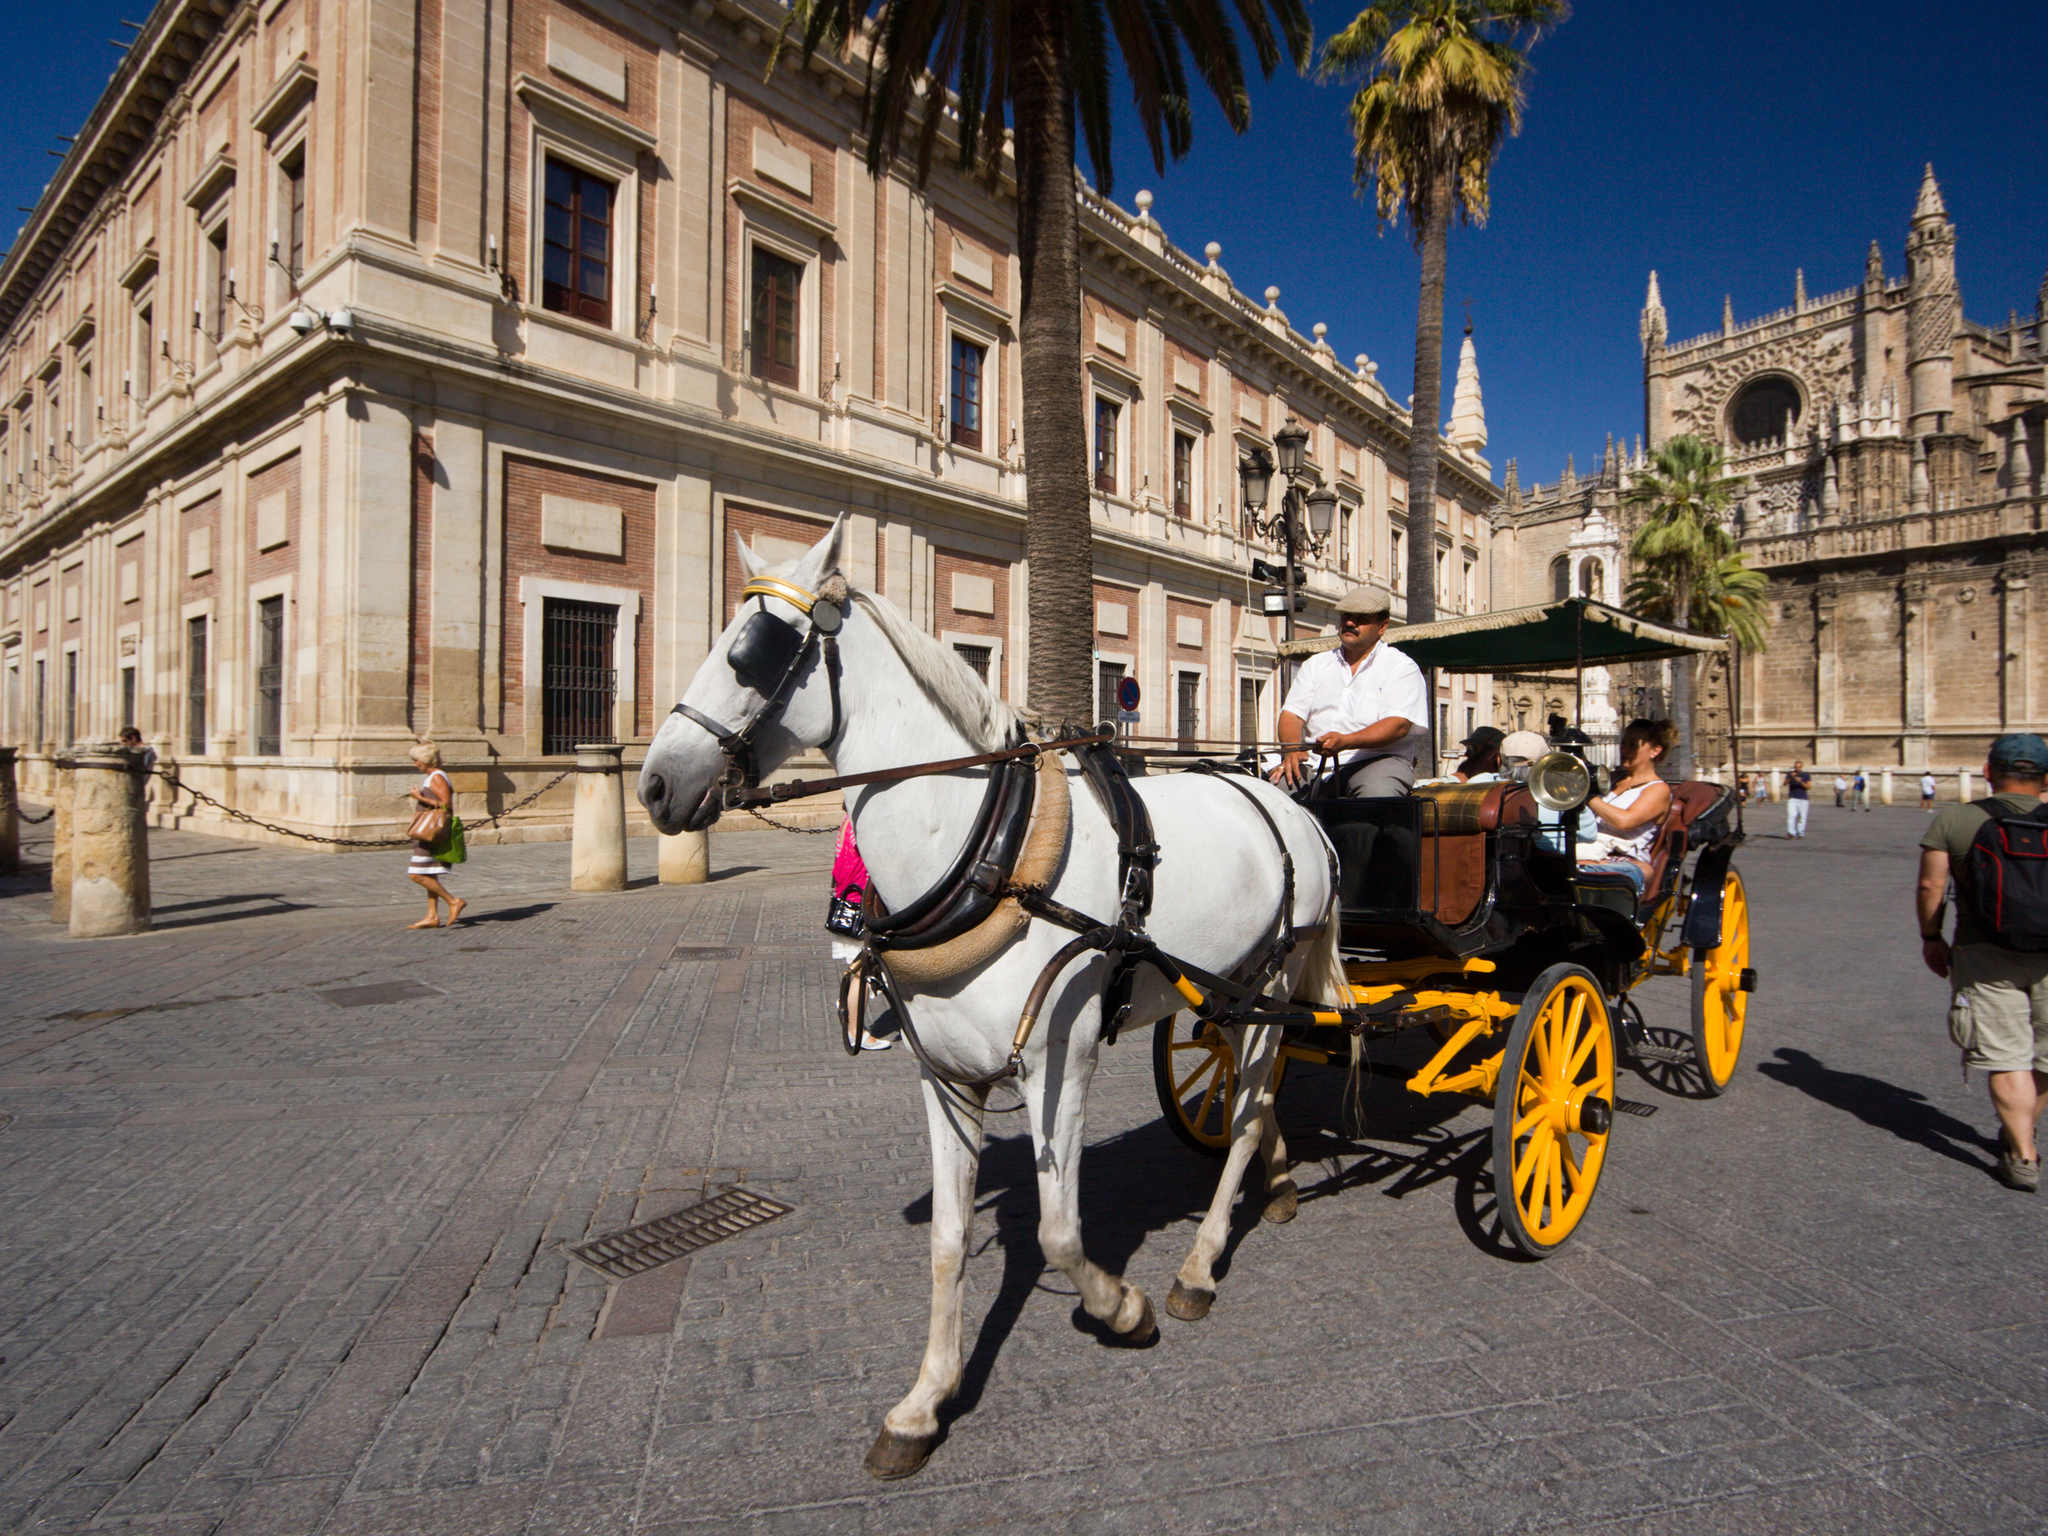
[1029,1015,1157,1345]
[867,1072,987,1480]
[1167,1021,1283,1321]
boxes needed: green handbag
[434,814,467,865]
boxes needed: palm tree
[778,0,1310,724]
[1319,0,1565,626]
[1622,435,1764,776]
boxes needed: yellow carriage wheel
[1151,1015,1287,1157]
[1690,869,1752,1095]
[1492,964,1616,1259]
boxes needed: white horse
[639,518,1348,1477]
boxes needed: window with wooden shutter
[542,157,615,328]
[750,248,802,387]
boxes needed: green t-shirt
[1921,791,2045,947]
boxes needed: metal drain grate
[670,945,740,960]
[1613,1098,1659,1118]
[567,1188,793,1280]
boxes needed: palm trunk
[1403,166,1450,629]
[1012,2,1094,725]
[1670,570,1694,777]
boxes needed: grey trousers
[1339,753,1417,798]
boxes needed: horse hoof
[1263,1181,1300,1224]
[1165,1281,1215,1321]
[864,1427,939,1480]
[1105,1291,1158,1347]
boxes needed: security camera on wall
[325,307,354,336]
[287,305,321,335]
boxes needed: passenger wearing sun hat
[1271,582,1430,798]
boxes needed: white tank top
[1593,782,1659,864]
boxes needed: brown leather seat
[1638,781,1727,908]
[1408,782,1539,926]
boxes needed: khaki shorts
[1948,945,2048,1073]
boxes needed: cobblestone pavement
[0,796,2043,1534]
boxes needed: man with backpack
[1917,733,2048,1191]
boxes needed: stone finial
[1133,188,1155,221]
[1821,453,1840,517]
[1563,453,1577,493]
[1640,270,1667,352]
[1865,240,1885,285]
[1447,326,1486,452]
[1503,458,1520,498]
[1204,240,1222,267]
[1354,352,1370,377]
[1722,294,1735,336]
[1794,268,1807,309]
[2010,424,2034,492]
[1909,435,1930,512]
[1911,162,1948,225]
[1264,285,1281,310]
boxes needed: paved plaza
[1,794,2044,1534]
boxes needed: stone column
[1881,768,1895,805]
[1900,578,1930,769]
[68,750,152,937]
[658,829,710,885]
[50,759,75,924]
[571,743,628,891]
[0,746,17,873]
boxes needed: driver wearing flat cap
[1271,583,1431,797]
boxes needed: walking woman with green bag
[404,742,468,929]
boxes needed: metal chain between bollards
[148,767,576,848]
[16,803,55,824]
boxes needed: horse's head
[640,515,847,833]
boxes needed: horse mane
[850,588,1018,751]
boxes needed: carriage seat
[1410,781,1539,926]
[1574,780,1728,921]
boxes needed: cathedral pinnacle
[1448,326,1487,452]
[1912,163,1948,225]
[1866,240,1885,285]
[1640,270,1666,353]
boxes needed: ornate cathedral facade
[1493,167,2046,777]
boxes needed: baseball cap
[1460,725,1506,753]
[1987,732,2048,771]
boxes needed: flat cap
[1336,583,1392,618]
[1500,730,1550,764]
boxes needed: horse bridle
[671,571,846,790]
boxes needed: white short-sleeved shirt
[1280,640,1431,767]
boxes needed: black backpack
[1958,799,2048,952]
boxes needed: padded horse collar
[672,571,846,789]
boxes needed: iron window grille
[1238,676,1263,748]
[120,665,136,732]
[255,595,284,755]
[1093,399,1119,494]
[186,615,208,755]
[1096,659,1125,724]
[542,157,614,327]
[952,642,991,684]
[1177,671,1200,746]
[63,651,77,746]
[1172,431,1194,518]
[542,598,619,755]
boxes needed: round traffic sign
[1115,676,1142,713]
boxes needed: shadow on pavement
[153,897,313,929]
[1627,1024,1716,1100]
[1758,1046,1997,1172]
[456,902,557,925]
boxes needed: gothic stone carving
[1669,330,1851,443]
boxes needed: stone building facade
[1494,166,2045,775]
[0,0,1499,841]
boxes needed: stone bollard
[658,829,710,885]
[68,750,152,937]
[0,745,16,874]
[1881,768,1895,805]
[1958,769,1972,803]
[570,743,628,892]
[50,759,75,924]
[1767,769,1782,802]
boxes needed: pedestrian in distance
[1916,733,2048,1192]
[403,742,466,929]
[1785,759,1812,838]
[1833,772,1848,808]
[827,817,893,1051]
[1453,725,1504,783]
[117,725,157,777]
[1921,771,1938,811]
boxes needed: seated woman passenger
[1575,718,1676,893]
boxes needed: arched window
[1549,555,1570,602]
[1729,374,1802,448]
[1578,557,1604,600]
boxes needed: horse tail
[1295,906,1350,1015]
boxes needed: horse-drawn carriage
[1153,596,1756,1258]
[641,524,1759,1476]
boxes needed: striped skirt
[409,847,451,878]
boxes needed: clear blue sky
[5,1,2042,485]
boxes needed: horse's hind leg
[868,1073,987,1480]
[1029,1037,1156,1345]
[1259,1083,1298,1223]
[1167,1023,1282,1321]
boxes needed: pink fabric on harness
[832,818,869,898]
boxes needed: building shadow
[1757,1046,1998,1172]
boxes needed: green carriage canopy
[1278,596,1728,673]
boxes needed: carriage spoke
[1173,1055,1219,1103]
[1532,1006,1555,1075]
[1515,1124,1551,1198]
[1564,1019,1598,1083]
[1546,1142,1565,1224]
[1512,1102,1547,1139]
[1196,1064,1228,1133]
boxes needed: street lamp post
[1240,419,1337,689]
